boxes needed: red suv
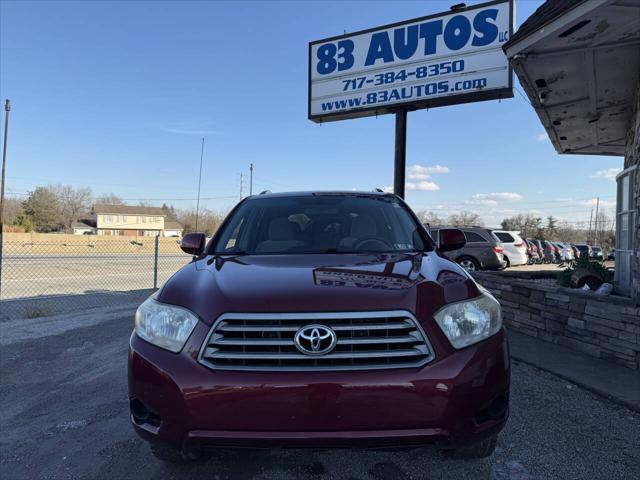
[128,192,509,462]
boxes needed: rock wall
[475,273,640,369]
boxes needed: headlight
[135,297,198,352]
[434,292,502,349]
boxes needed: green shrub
[557,256,613,288]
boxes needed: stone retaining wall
[474,272,640,369]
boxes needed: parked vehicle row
[425,224,608,272]
[520,241,606,265]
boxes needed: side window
[495,232,514,243]
[464,231,488,243]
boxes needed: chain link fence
[0,235,190,320]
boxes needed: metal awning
[504,0,640,156]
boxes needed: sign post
[394,110,407,198]
[308,0,513,197]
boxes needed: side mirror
[180,232,206,255]
[439,228,466,252]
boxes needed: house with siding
[72,204,183,237]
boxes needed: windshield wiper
[215,250,249,256]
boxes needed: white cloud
[407,181,439,191]
[591,167,622,182]
[470,192,524,202]
[407,164,449,180]
[536,132,548,142]
[381,181,440,193]
[578,198,615,208]
[466,198,498,206]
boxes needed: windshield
[211,194,428,255]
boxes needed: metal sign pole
[393,110,407,199]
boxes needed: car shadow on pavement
[98,441,493,480]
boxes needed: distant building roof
[164,221,183,231]
[72,219,96,228]
[504,0,587,50]
[92,204,165,216]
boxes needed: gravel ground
[1,313,638,480]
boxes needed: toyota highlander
[128,191,510,463]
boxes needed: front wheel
[457,257,480,272]
[445,435,498,459]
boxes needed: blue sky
[0,0,621,226]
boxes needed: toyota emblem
[294,324,337,356]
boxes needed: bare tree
[49,184,93,230]
[2,197,22,227]
[177,208,226,236]
[555,221,588,244]
[500,214,542,239]
[447,211,483,227]
[593,210,614,250]
[415,210,443,226]
[95,193,125,205]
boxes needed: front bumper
[128,326,510,450]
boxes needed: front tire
[445,435,498,459]
[457,257,480,272]
[150,443,210,464]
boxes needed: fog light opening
[474,395,509,425]
[488,395,508,419]
[130,399,150,424]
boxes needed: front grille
[198,311,433,371]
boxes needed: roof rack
[373,188,386,193]
[259,190,272,195]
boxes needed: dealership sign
[308,0,513,122]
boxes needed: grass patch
[24,307,53,319]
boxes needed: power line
[514,86,532,106]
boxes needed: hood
[158,252,480,325]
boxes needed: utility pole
[195,137,204,232]
[0,99,11,302]
[587,209,593,245]
[249,163,253,196]
[239,173,243,201]
[594,197,600,246]
[0,99,10,234]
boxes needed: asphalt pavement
[1,308,638,480]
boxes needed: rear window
[494,232,515,243]
[463,231,488,243]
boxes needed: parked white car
[491,230,528,267]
